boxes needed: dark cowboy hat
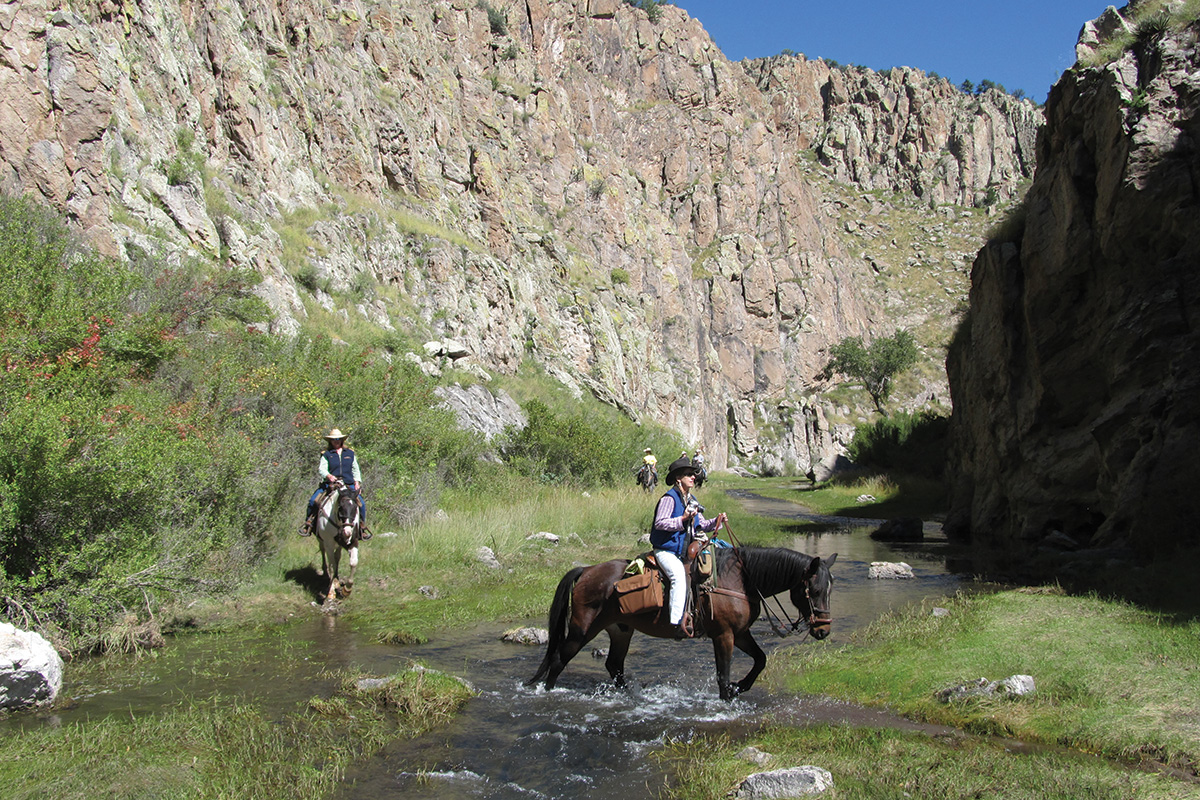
[665,456,696,485]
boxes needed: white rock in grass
[0,623,63,710]
[735,765,834,798]
[476,546,502,569]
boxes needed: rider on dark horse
[638,448,658,486]
[299,428,369,538]
[650,455,726,638]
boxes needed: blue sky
[673,1,1115,102]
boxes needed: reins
[718,518,831,640]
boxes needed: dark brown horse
[527,547,836,701]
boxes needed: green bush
[818,329,919,415]
[499,399,682,488]
[625,0,666,23]
[848,410,948,477]
[0,195,485,649]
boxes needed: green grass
[717,471,947,521]
[188,481,670,643]
[0,667,471,800]
[660,724,1200,800]
[769,588,1200,774]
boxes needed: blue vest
[650,487,697,556]
[324,448,356,484]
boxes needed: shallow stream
[9,493,970,798]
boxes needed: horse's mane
[717,546,813,595]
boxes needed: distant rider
[300,428,368,537]
[641,448,658,483]
[650,455,726,638]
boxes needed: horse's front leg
[604,624,634,688]
[341,545,359,596]
[711,629,738,701]
[732,629,767,696]
[325,547,342,600]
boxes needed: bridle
[793,581,833,638]
[716,519,833,640]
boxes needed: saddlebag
[614,570,664,615]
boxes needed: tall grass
[0,668,471,800]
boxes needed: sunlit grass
[768,589,1200,775]
[660,724,1199,800]
[714,471,946,521]
[0,668,471,800]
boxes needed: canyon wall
[946,6,1200,577]
[0,0,1037,471]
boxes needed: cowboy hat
[665,456,696,485]
[325,428,347,441]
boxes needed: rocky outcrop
[745,58,1041,207]
[946,6,1200,574]
[0,0,1036,473]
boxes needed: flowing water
[10,493,970,798]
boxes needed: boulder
[0,623,64,710]
[735,765,834,798]
[501,627,548,646]
[868,561,914,579]
[870,517,925,542]
[476,546,502,570]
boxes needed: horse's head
[334,488,360,545]
[791,553,836,640]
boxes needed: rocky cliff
[945,3,1200,578]
[0,0,1037,472]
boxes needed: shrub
[625,0,666,23]
[478,1,507,35]
[818,330,920,415]
[848,410,949,477]
[0,196,483,649]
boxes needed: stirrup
[299,520,312,536]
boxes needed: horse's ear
[825,553,838,568]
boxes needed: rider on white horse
[300,428,368,537]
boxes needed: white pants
[655,549,687,624]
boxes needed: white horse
[314,482,362,600]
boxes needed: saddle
[613,544,714,619]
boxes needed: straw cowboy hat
[325,428,347,441]
[665,456,696,485]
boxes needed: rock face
[0,0,1037,472]
[946,6,1200,572]
[746,58,1041,208]
[0,623,63,710]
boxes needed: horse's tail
[526,566,585,686]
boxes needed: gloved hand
[692,531,710,545]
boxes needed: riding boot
[674,613,694,639]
